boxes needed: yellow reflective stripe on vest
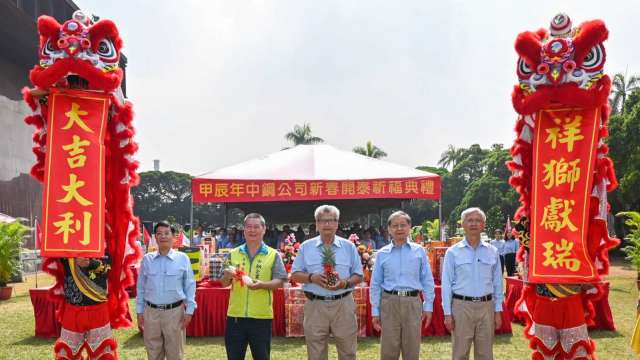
[227,246,277,319]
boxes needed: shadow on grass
[589,330,625,339]
[610,287,631,294]
[12,336,54,346]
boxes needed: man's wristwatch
[308,273,313,283]
[343,279,353,289]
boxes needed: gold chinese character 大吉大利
[53,211,92,245]
[62,135,91,168]
[62,102,94,133]
[57,174,93,206]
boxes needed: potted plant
[0,219,27,300]
[618,211,640,314]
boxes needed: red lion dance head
[30,10,123,92]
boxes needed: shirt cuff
[136,303,144,314]
[186,303,196,315]
[494,301,503,312]
[422,301,433,312]
[371,307,380,317]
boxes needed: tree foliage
[353,140,387,159]
[610,72,640,115]
[132,171,225,227]
[618,211,640,270]
[284,123,324,149]
[0,220,27,286]
[411,144,518,236]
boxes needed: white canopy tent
[191,144,441,224]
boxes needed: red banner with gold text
[192,177,440,203]
[529,107,599,283]
[41,89,108,257]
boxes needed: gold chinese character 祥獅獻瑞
[541,238,580,272]
[542,158,581,191]
[545,115,585,152]
[540,197,578,233]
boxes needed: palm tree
[610,72,640,115]
[353,141,387,159]
[438,145,465,170]
[283,123,324,148]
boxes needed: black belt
[304,291,351,301]
[384,289,419,297]
[146,300,183,310]
[453,293,492,302]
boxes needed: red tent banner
[529,107,600,283]
[193,177,441,203]
[41,89,108,257]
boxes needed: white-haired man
[291,205,363,360]
[441,207,503,360]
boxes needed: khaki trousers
[143,305,186,360]
[451,299,494,360]
[303,293,357,360]
[380,292,422,360]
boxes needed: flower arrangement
[350,233,374,284]
[280,233,299,273]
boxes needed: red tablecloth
[186,285,511,337]
[503,277,615,331]
[364,286,511,336]
[29,286,61,338]
[186,286,286,337]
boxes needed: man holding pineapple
[291,205,363,360]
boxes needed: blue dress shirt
[136,249,197,315]
[291,236,363,297]
[503,239,520,254]
[369,240,435,316]
[441,239,503,315]
[489,239,505,256]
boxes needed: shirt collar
[240,242,268,255]
[462,238,489,249]
[314,236,342,248]
[151,248,178,260]
[391,238,413,249]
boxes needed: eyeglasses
[317,218,338,224]
[389,223,409,230]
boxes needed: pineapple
[322,246,339,287]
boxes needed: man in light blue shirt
[137,221,197,360]
[502,235,520,276]
[370,211,435,360]
[489,229,506,275]
[291,205,363,360]
[441,208,502,360]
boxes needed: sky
[74,0,640,176]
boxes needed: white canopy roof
[193,145,439,223]
[196,144,437,180]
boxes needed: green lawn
[1,267,638,359]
